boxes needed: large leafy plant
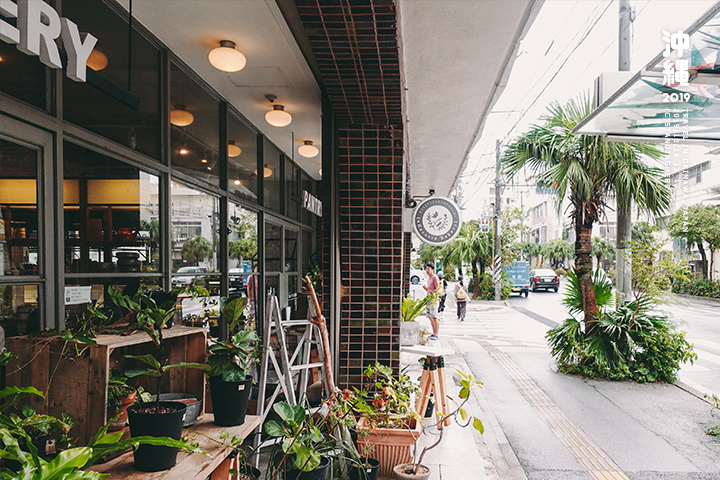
[110,286,209,409]
[206,296,260,382]
[352,362,420,429]
[401,293,436,323]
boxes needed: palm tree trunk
[697,242,708,279]
[575,214,598,331]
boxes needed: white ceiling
[398,0,541,200]
[117,0,541,190]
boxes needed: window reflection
[62,0,161,160]
[0,139,39,277]
[263,140,282,213]
[171,181,219,276]
[170,64,220,186]
[265,222,282,273]
[0,41,48,111]
[0,284,40,337]
[228,114,258,201]
[229,203,258,323]
[63,143,160,274]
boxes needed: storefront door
[263,217,300,320]
[0,115,57,336]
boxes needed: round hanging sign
[412,196,462,246]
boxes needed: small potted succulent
[206,296,260,426]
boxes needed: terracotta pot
[108,387,137,432]
[393,463,430,480]
[356,416,421,478]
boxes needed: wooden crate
[5,326,207,446]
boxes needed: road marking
[480,340,630,480]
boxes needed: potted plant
[206,296,260,426]
[352,363,422,478]
[111,286,210,472]
[263,401,342,480]
[106,370,137,432]
[392,370,484,480]
[400,293,435,346]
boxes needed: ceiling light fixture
[201,158,208,163]
[298,140,319,158]
[170,104,194,127]
[227,140,242,157]
[234,179,241,186]
[255,164,273,178]
[179,147,190,155]
[208,40,246,73]
[264,94,292,127]
[86,49,108,71]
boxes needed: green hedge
[672,278,720,298]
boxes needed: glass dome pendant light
[264,95,292,127]
[227,140,242,157]
[170,104,194,127]
[208,40,246,73]
[298,140,319,158]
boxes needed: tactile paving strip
[481,341,631,480]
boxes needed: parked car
[229,268,246,292]
[171,266,209,287]
[409,267,426,285]
[529,268,560,292]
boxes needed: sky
[460,0,719,216]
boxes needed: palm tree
[610,151,670,304]
[502,94,665,328]
[444,220,492,298]
[541,239,574,269]
[591,237,615,270]
[180,235,213,265]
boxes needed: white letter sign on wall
[0,0,97,82]
[302,190,322,217]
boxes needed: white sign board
[412,197,462,246]
[64,286,92,305]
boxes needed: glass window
[228,204,258,321]
[285,158,299,221]
[1,138,39,277]
[263,140,282,213]
[62,0,161,160]
[285,229,297,273]
[0,284,40,337]
[63,143,160,274]
[171,181,219,278]
[0,39,48,111]
[302,229,314,275]
[170,64,220,187]
[227,114,258,202]
[265,222,282,273]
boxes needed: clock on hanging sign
[412,196,462,246]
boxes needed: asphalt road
[437,283,720,480]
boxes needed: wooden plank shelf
[90,416,261,480]
[6,326,208,446]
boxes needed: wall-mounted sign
[0,0,97,82]
[303,190,322,217]
[412,196,462,246]
[64,286,92,305]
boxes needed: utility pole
[616,0,633,306]
[494,140,502,301]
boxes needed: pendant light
[86,49,108,71]
[255,164,273,178]
[264,95,292,127]
[227,141,242,157]
[298,140,319,158]
[208,40,246,73]
[170,104,194,127]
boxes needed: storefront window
[171,181,219,275]
[62,0,161,160]
[63,143,160,274]
[228,204,257,321]
[0,41,49,111]
[285,158,299,221]
[170,64,220,187]
[0,284,40,337]
[263,141,282,213]
[1,139,39,277]
[228,114,258,202]
[265,222,282,273]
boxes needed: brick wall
[336,124,404,387]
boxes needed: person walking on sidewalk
[437,272,448,318]
[423,263,440,339]
[455,276,468,321]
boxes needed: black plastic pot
[349,457,380,480]
[127,401,187,472]
[209,376,253,426]
[286,456,330,480]
[237,464,262,479]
